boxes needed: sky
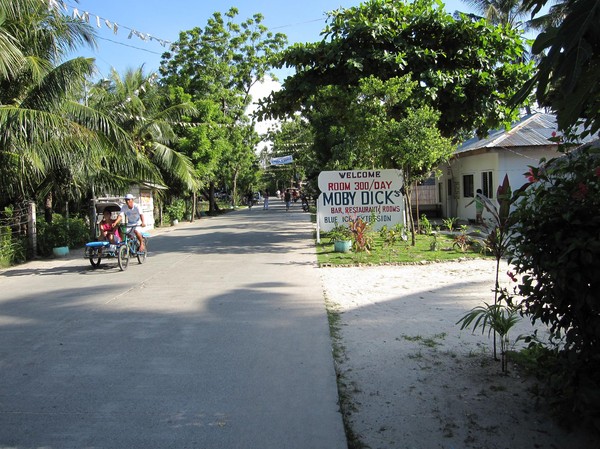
[64,0,477,141]
[66,0,476,81]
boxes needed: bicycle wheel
[137,237,147,264]
[89,248,102,268]
[117,244,130,271]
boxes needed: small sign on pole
[270,155,294,165]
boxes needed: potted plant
[328,223,353,253]
[45,219,70,257]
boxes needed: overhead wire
[95,36,164,55]
[62,1,172,46]
[59,0,331,55]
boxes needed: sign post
[316,169,405,241]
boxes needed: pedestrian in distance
[465,188,485,225]
[263,190,269,210]
[301,192,310,212]
[284,189,292,212]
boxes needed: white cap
[124,193,134,200]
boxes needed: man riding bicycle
[113,193,146,253]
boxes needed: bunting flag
[270,155,294,166]
[47,0,65,10]
[47,1,170,47]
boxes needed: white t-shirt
[121,203,143,226]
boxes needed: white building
[93,184,161,231]
[437,112,598,221]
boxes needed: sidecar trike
[84,200,149,271]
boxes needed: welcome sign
[317,169,405,232]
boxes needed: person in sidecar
[99,209,121,244]
[113,194,146,253]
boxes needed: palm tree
[525,0,568,31]
[461,0,530,27]
[461,0,568,33]
[0,0,92,205]
[0,0,142,214]
[87,68,199,192]
[0,0,27,79]
[0,0,96,96]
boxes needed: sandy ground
[319,259,599,449]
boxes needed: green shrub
[419,214,432,235]
[379,224,406,260]
[159,211,172,227]
[510,144,600,428]
[0,226,12,267]
[0,226,26,267]
[165,199,185,222]
[442,216,458,232]
[327,223,352,243]
[37,214,89,256]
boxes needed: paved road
[0,200,347,449]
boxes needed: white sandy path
[320,259,598,449]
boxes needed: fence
[410,183,442,217]
[0,202,37,265]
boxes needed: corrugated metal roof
[456,113,596,154]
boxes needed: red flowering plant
[509,140,600,427]
[458,174,518,362]
[348,216,374,253]
[525,166,538,183]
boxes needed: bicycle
[117,225,148,271]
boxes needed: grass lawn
[316,232,491,266]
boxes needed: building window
[482,171,493,198]
[447,179,452,197]
[463,174,474,198]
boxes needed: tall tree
[260,0,533,140]
[0,0,133,215]
[513,0,600,136]
[265,116,315,193]
[159,7,287,209]
[462,0,529,27]
[356,76,454,239]
[177,97,229,198]
[220,123,261,207]
[306,75,454,242]
[0,0,95,82]
[0,0,28,78]
[87,68,198,192]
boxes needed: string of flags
[45,0,171,47]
